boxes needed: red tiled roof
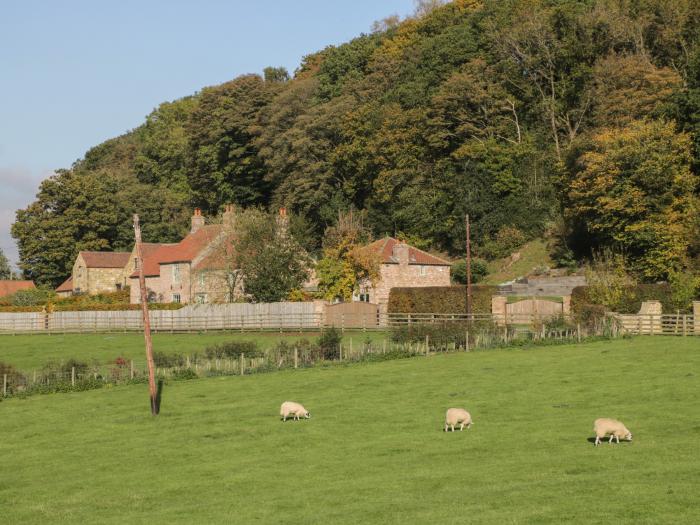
[55,276,73,292]
[0,280,35,298]
[80,251,131,268]
[364,237,451,266]
[129,226,222,278]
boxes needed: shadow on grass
[586,437,632,445]
[150,379,164,415]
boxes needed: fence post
[425,335,429,356]
[649,314,654,336]
[683,315,687,337]
[465,330,470,352]
[3,374,6,396]
[383,339,386,354]
[294,347,298,369]
[339,343,343,362]
[130,360,135,379]
[240,353,245,376]
[577,323,581,343]
[71,366,75,386]
[350,337,353,358]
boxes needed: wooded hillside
[13,0,700,286]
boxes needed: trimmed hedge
[571,283,676,315]
[388,285,498,314]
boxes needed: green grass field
[1,336,698,523]
[0,331,387,370]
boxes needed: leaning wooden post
[294,347,298,369]
[71,366,75,387]
[134,214,158,415]
[425,334,429,356]
[2,374,6,396]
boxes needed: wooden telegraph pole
[465,214,472,320]
[133,214,158,415]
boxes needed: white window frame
[172,293,181,304]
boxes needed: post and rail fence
[0,304,696,336]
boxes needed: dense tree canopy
[12,0,700,286]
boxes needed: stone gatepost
[638,300,662,335]
[562,295,571,316]
[491,296,507,326]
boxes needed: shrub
[11,288,54,306]
[203,341,261,360]
[153,351,186,368]
[571,283,676,315]
[171,368,198,381]
[0,362,26,395]
[451,259,488,284]
[479,226,527,260]
[388,285,498,314]
[584,249,634,310]
[317,327,342,360]
[668,270,700,312]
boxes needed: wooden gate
[324,302,379,328]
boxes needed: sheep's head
[304,411,311,419]
[625,431,632,441]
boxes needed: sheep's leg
[615,435,619,444]
[459,422,465,431]
[444,423,448,432]
[609,435,614,444]
[595,436,600,446]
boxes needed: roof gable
[56,276,73,292]
[364,237,451,266]
[79,251,131,268]
[0,280,35,298]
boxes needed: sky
[0,0,416,269]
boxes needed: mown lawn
[1,336,698,523]
[0,330,387,370]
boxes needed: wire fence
[1,315,625,399]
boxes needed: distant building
[128,206,256,304]
[0,280,36,299]
[69,251,131,295]
[55,277,73,298]
[356,237,451,310]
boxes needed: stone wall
[129,276,162,303]
[158,262,192,303]
[369,263,451,311]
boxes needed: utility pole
[133,214,158,415]
[465,214,472,320]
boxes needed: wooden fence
[613,314,697,336]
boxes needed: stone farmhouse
[355,237,451,310]
[128,205,254,304]
[55,243,169,297]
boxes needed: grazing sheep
[593,418,632,446]
[444,408,472,432]
[280,401,310,422]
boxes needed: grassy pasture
[0,331,387,370]
[1,336,698,523]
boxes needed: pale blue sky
[0,0,415,267]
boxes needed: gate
[324,302,379,328]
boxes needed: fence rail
[0,307,698,336]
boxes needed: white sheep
[444,408,472,432]
[280,401,310,422]
[593,418,632,446]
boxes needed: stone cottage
[356,237,451,311]
[69,251,132,295]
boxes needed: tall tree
[0,248,12,279]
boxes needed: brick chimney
[393,240,409,266]
[191,208,205,234]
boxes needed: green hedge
[388,285,498,314]
[571,283,677,315]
